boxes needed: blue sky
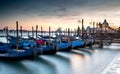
[0,0,120,30]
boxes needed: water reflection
[76,48,93,54]
[71,55,89,74]
[104,43,120,50]
[0,40,120,74]
[0,60,32,74]
[34,57,57,74]
[64,50,85,56]
[21,57,57,74]
[0,37,7,43]
[40,54,72,74]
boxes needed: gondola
[7,35,36,49]
[72,40,85,49]
[7,35,57,55]
[52,37,72,51]
[0,42,38,60]
[57,41,72,51]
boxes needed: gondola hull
[72,40,85,49]
[36,46,56,55]
[57,42,72,51]
[0,48,38,60]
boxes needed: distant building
[102,19,109,28]
[86,19,116,33]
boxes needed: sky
[0,0,120,31]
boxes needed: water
[0,35,120,74]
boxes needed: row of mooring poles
[80,19,86,41]
[5,21,23,50]
[31,26,52,39]
[92,22,103,48]
[80,19,104,48]
[31,26,43,38]
[15,20,104,49]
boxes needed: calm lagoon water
[0,33,120,74]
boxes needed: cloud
[0,0,120,20]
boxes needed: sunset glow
[0,0,120,31]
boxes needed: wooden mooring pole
[35,25,38,48]
[20,26,22,38]
[41,26,43,36]
[36,25,38,39]
[32,26,34,38]
[82,19,84,40]
[99,23,103,48]
[68,28,70,42]
[4,27,9,43]
[49,26,51,46]
[16,21,19,50]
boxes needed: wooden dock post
[99,23,103,48]
[5,27,9,43]
[89,22,95,48]
[68,28,70,42]
[20,26,22,38]
[93,22,95,37]
[28,31,30,37]
[41,26,43,36]
[52,30,54,37]
[35,25,38,48]
[65,28,67,36]
[32,26,34,38]
[49,26,51,45]
[77,26,81,36]
[74,29,77,36]
[82,19,84,40]
[36,25,38,39]
[59,27,62,42]
[16,21,19,50]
